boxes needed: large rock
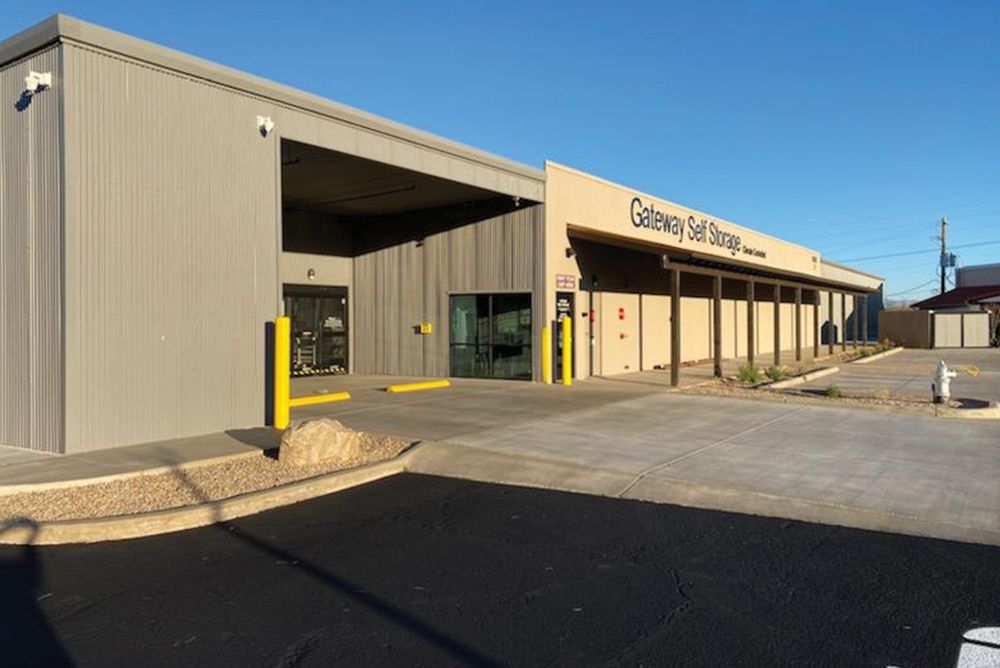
[279,418,361,466]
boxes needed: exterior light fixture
[24,71,51,93]
[307,268,316,281]
[565,247,576,258]
[256,115,275,137]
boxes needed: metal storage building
[1,16,881,454]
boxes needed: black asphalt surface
[1,473,998,667]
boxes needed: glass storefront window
[450,293,531,380]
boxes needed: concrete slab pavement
[2,360,998,547]
[799,347,1000,399]
[0,430,277,489]
[401,388,1000,545]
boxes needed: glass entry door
[283,285,348,376]
[450,293,532,379]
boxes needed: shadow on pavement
[223,427,282,452]
[170,465,503,667]
[0,520,75,667]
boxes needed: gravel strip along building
[1,15,882,454]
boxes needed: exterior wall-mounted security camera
[25,71,52,93]
[256,115,275,137]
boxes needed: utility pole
[938,217,948,294]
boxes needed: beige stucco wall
[582,292,817,376]
[545,161,821,317]
[546,162,836,380]
[640,295,670,370]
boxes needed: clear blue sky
[9,1,1000,300]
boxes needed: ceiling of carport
[281,140,503,217]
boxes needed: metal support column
[794,287,802,362]
[671,269,681,387]
[852,295,859,349]
[713,275,723,377]
[747,280,755,367]
[813,290,820,359]
[773,284,781,366]
[861,295,868,346]
[840,293,847,351]
[828,291,835,354]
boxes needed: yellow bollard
[541,325,552,384]
[274,316,291,430]
[561,314,572,386]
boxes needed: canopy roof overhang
[567,226,876,295]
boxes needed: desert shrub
[765,365,789,381]
[878,338,894,352]
[736,363,763,385]
[825,384,842,398]
[858,347,873,357]
[873,386,891,401]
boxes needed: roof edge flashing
[2,14,545,186]
[0,14,63,68]
[820,258,884,282]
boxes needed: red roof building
[911,285,1000,310]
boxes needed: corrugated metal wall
[353,205,541,377]
[0,46,64,453]
[61,45,279,452]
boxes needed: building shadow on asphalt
[168,465,504,667]
[0,520,75,667]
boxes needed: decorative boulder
[279,418,361,466]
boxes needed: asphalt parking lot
[3,474,998,667]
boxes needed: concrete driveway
[799,347,1000,400]
[301,373,1000,546]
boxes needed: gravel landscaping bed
[0,432,411,522]
[683,378,967,416]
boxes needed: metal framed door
[283,284,348,375]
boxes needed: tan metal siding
[0,46,63,453]
[62,45,278,452]
[354,205,541,376]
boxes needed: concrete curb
[624,472,1000,548]
[0,451,413,546]
[406,441,638,497]
[940,404,1000,420]
[852,346,904,365]
[767,366,840,390]
[407,442,1000,548]
[0,448,266,497]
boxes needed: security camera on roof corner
[25,71,52,93]
[256,115,275,137]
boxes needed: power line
[887,278,938,296]
[836,238,1000,263]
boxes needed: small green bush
[765,365,789,382]
[736,363,763,385]
[858,347,873,357]
[825,384,842,398]
[878,338,894,352]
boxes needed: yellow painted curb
[289,391,351,407]
[386,379,451,393]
